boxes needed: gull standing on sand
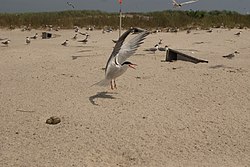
[26,37,31,44]
[172,0,199,8]
[1,39,10,46]
[94,27,149,90]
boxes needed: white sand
[0,28,250,167]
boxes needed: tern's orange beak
[129,63,137,69]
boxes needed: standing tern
[172,0,199,8]
[94,27,149,89]
[234,31,242,36]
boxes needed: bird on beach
[1,39,10,46]
[207,28,213,33]
[26,37,31,44]
[234,31,242,36]
[172,0,199,8]
[61,40,69,46]
[222,50,239,59]
[144,44,159,53]
[93,27,149,90]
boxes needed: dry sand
[0,28,250,167]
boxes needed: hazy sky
[0,0,249,14]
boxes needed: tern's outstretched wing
[116,30,150,64]
[106,28,133,66]
[104,27,144,73]
[180,0,199,5]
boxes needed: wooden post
[119,3,122,38]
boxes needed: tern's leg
[110,80,114,90]
[114,80,117,89]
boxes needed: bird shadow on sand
[71,54,100,60]
[89,91,117,106]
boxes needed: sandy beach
[0,28,250,166]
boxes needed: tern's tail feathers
[91,79,111,87]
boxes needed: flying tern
[67,2,75,9]
[94,27,149,89]
[172,0,199,8]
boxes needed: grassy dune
[0,10,249,29]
